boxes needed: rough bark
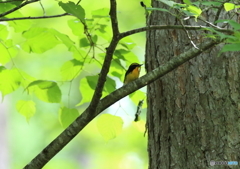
[146,1,240,169]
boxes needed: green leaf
[114,49,139,63]
[16,100,36,122]
[183,0,191,5]
[141,0,151,7]
[79,37,90,47]
[104,76,116,94]
[119,37,136,50]
[61,59,83,81]
[95,24,112,42]
[215,20,240,31]
[8,0,24,6]
[0,3,15,13]
[69,46,87,61]
[218,43,240,56]
[92,35,98,44]
[97,114,123,141]
[50,29,75,49]
[59,107,79,128]
[108,59,124,79]
[224,3,236,12]
[6,9,32,33]
[59,1,85,22]
[91,8,109,18]
[0,66,6,72]
[86,75,116,94]
[0,40,18,65]
[185,5,202,18]
[8,19,32,33]
[0,43,11,64]
[68,19,84,36]
[26,80,61,103]
[0,24,8,40]
[158,0,177,7]
[78,77,95,106]
[22,27,61,53]
[0,68,21,97]
[78,75,116,106]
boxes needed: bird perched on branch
[124,63,143,85]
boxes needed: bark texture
[146,1,240,168]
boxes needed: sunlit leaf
[61,59,83,81]
[0,40,18,65]
[78,77,94,105]
[0,43,11,64]
[0,68,22,97]
[224,3,236,12]
[16,100,36,122]
[59,1,85,22]
[68,19,84,36]
[22,27,61,53]
[69,46,86,61]
[97,114,123,141]
[185,5,202,18]
[6,8,32,33]
[50,29,75,49]
[0,24,8,40]
[26,80,61,103]
[92,8,109,18]
[59,107,79,128]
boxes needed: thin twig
[119,25,233,39]
[0,0,39,17]
[179,19,200,50]
[39,0,46,16]
[0,13,71,21]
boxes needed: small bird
[124,63,143,85]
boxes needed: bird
[123,63,143,85]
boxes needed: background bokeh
[1,0,149,168]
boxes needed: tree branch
[0,0,39,18]
[109,0,119,36]
[0,13,71,21]
[87,0,120,117]
[120,25,233,38]
[23,39,221,169]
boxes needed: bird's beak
[139,64,143,67]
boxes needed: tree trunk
[146,1,240,168]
